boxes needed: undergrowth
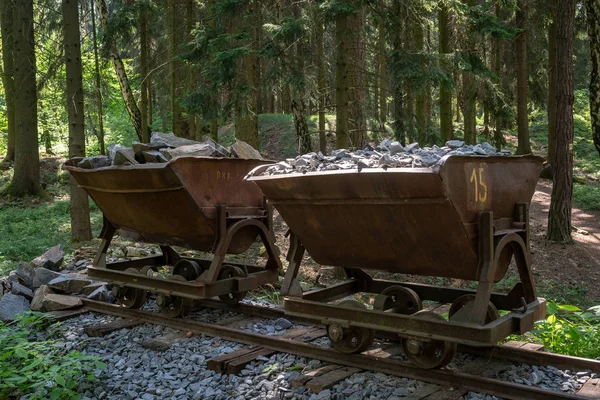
[525,302,600,359]
[0,312,105,399]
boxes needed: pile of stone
[250,139,511,177]
[0,245,112,320]
[75,132,263,169]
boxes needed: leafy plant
[0,312,106,400]
[527,302,600,359]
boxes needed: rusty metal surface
[64,157,271,253]
[80,299,588,400]
[248,155,543,280]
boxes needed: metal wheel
[401,311,456,369]
[327,299,375,354]
[115,268,147,309]
[173,259,204,281]
[218,265,248,306]
[161,275,193,318]
[374,286,422,314]
[448,294,499,324]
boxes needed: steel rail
[80,299,592,400]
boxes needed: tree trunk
[8,0,40,196]
[586,0,600,157]
[96,0,143,141]
[90,0,105,154]
[391,0,405,145]
[439,2,452,144]
[140,1,149,143]
[168,0,187,137]
[63,0,92,241]
[377,14,386,126]
[546,0,575,243]
[493,0,503,150]
[461,0,477,145]
[347,5,366,149]
[335,13,349,149]
[547,16,557,163]
[0,0,15,163]
[316,7,326,153]
[515,0,531,154]
[415,21,426,144]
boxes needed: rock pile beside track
[75,132,263,169]
[250,140,511,177]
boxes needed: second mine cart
[248,154,545,368]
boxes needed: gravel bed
[36,307,597,400]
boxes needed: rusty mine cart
[248,155,546,368]
[64,157,282,317]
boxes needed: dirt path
[529,180,600,304]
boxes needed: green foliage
[0,312,106,399]
[527,302,600,358]
[573,184,600,210]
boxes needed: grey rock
[151,132,200,148]
[389,141,403,155]
[87,286,110,302]
[202,137,231,157]
[31,245,65,271]
[143,150,168,163]
[10,282,33,299]
[0,294,30,320]
[30,285,53,311]
[274,318,293,330]
[32,268,63,288]
[48,275,92,294]
[446,140,465,149]
[404,142,420,153]
[15,262,35,287]
[231,139,263,160]
[81,282,106,296]
[113,148,138,166]
[41,294,82,311]
[162,143,219,159]
[77,155,111,169]
[473,144,487,155]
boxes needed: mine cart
[64,157,281,316]
[248,155,545,368]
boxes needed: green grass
[573,183,600,210]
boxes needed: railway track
[71,298,600,400]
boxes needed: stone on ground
[30,285,54,311]
[10,282,34,299]
[32,268,63,289]
[81,282,107,296]
[41,294,83,312]
[15,262,36,287]
[87,286,110,302]
[0,293,31,320]
[31,244,64,271]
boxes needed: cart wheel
[327,300,375,354]
[448,294,499,324]
[401,311,456,369]
[218,265,248,306]
[374,286,422,314]
[140,265,159,277]
[161,275,193,318]
[115,268,147,309]
[173,259,204,281]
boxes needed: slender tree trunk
[546,0,575,243]
[96,0,143,141]
[90,0,105,154]
[8,0,40,196]
[515,0,531,154]
[548,17,557,163]
[63,0,92,241]
[140,2,149,143]
[0,0,15,163]
[377,14,387,126]
[461,0,477,145]
[493,1,503,150]
[347,4,366,149]
[168,0,187,137]
[415,22,426,144]
[439,2,452,143]
[315,8,326,153]
[586,0,600,157]
[391,0,405,145]
[335,13,349,149]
